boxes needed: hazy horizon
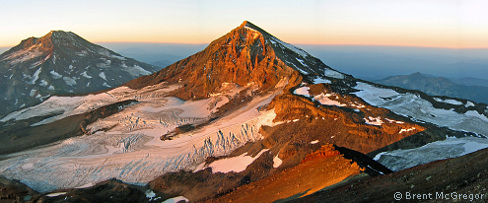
[98,43,488,80]
[2,42,486,81]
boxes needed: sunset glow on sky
[1,0,487,48]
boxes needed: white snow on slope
[99,72,107,80]
[433,97,463,105]
[354,82,488,136]
[273,154,283,168]
[314,93,346,107]
[323,69,345,79]
[2,47,43,64]
[267,37,309,58]
[124,65,152,77]
[374,136,488,171]
[1,93,115,125]
[0,82,284,193]
[206,149,269,173]
[81,71,92,79]
[39,80,48,87]
[163,196,189,203]
[63,76,77,86]
[50,70,62,79]
[313,77,331,84]
[46,192,67,197]
[25,67,42,85]
[364,116,383,126]
[293,86,310,97]
[399,127,416,133]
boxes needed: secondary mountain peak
[0,30,159,116]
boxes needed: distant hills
[375,72,488,104]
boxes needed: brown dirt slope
[205,145,363,203]
[291,147,488,203]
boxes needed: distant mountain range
[375,72,488,104]
[0,31,160,116]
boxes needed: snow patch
[324,69,345,79]
[29,89,37,97]
[354,82,488,136]
[385,118,404,124]
[364,116,383,126]
[293,86,310,97]
[102,82,111,88]
[208,149,269,173]
[313,77,331,84]
[25,67,42,85]
[81,71,92,79]
[433,97,463,105]
[124,65,152,77]
[39,80,48,87]
[296,58,308,67]
[62,77,77,86]
[2,46,43,64]
[50,70,62,79]
[466,101,475,108]
[310,140,319,144]
[273,154,283,168]
[375,137,488,171]
[46,192,66,197]
[99,72,107,81]
[314,93,346,107]
[399,127,416,133]
[162,196,188,203]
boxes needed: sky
[0,0,487,48]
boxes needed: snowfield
[354,82,488,136]
[374,136,488,171]
[0,82,283,193]
[198,149,269,173]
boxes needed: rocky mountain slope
[292,146,488,203]
[1,21,488,202]
[376,72,488,104]
[0,31,159,116]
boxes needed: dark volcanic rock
[0,176,37,202]
[31,179,153,203]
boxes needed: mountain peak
[0,30,158,116]
[125,21,347,99]
[239,20,259,30]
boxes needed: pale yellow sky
[1,0,487,48]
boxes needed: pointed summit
[125,21,348,100]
